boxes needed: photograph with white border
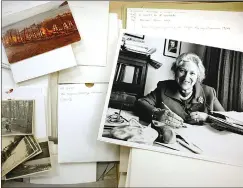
[98,30,243,167]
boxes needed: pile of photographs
[1,100,52,180]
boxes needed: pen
[161,101,172,112]
[161,101,187,128]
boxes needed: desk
[102,108,243,166]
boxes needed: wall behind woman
[143,35,205,95]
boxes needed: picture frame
[163,39,181,58]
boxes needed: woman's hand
[152,109,184,129]
[188,111,208,124]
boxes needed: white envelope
[58,13,119,83]
[68,1,109,66]
[2,87,48,138]
[58,83,119,163]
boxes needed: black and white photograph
[163,39,181,58]
[1,136,24,165]
[5,138,52,180]
[98,31,243,166]
[25,135,42,160]
[1,100,34,136]
[2,136,35,177]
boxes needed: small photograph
[2,1,81,64]
[1,100,34,136]
[2,136,35,177]
[25,135,42,160]
[98,31,243,167]
[6,139,52,180]
[163,39,181,58]
[1,136,24,164]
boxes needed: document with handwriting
[127,8,243,52]
[58,84,119,163]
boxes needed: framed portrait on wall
[163,39,181,58]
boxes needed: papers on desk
[126,148,243,187]
[126,9,243,52]
[68,1,109,66]
[58,13,119,83]
[58,84,119,163]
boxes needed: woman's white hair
[171,52,206,82]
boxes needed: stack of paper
[1,87,52,179]
[2,1,243,187]
[1,1,118,185]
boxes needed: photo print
[98,31,243,166]
[1,100,34,136]
[1,1,81,64]
[1,136,36,177]
[5,138,52,180]
[163,39,181,58]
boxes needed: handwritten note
[59,85,103,102]
[127,9,243,52]
[58,84,119,163]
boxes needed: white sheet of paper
[58,84,119,163]
[30,155,96,184]
[2,87,47,138]
[127,148,243,187]
[58,13,119,83]
[68,1,109,66]
[125,148,132,187]
[126,9,243,52]
[2,69,16,88]
[2,1,53,27]
[7,45,77,83]
[118,173,127,188]
[2,44,11,70]
[119,146,130,173]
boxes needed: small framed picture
[163,39,181,58]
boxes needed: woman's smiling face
[175,60,199,92]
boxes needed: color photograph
[1,100,34,136]
[1,1,81,64]
[98,31,243,166]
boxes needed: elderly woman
[135,52,225,128]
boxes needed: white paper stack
[1,1,117,185]
[57,13,120,163]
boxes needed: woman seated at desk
[135,52,225,128]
